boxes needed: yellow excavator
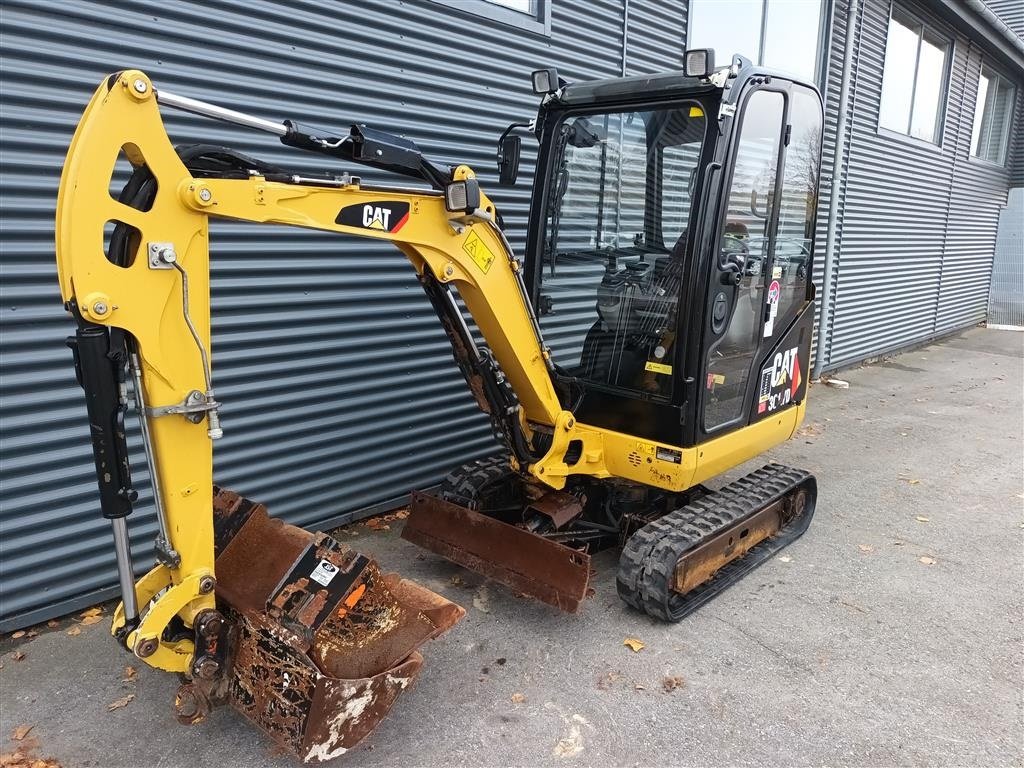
[57,51,822,761]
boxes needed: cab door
[698,81,822,437]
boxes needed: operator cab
[517,53,823,449]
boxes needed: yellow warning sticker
[644,361,673,375]
[634,441,656,455]
[689,106,704,118]
[462,229,496,274]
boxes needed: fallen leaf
[778,555,793,563]
[391,509,409,520]
[107,694,134,711]
[364,518,390,531]
[919,556,936,566]
[11,651,25,661]
[66,627,81,637]
[80,607,102,619]
[623,638,645,652]
[634,683,646,690]
[857,544,874,554]
[915,516,930,523]
[510,693,526,704]
[25,630,37,639]
[11,725,33,741]
[10,631,25,640]
[122,666,137,683]
[661,675,685,693]
[449,575,463,587]
[892,540,905,546]
[79,615,103,626]
[908,479,921,485]
[46,621,58,629]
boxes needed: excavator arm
[57,69,677,758]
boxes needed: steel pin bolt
[92,301,108,315]
[132,79,148,94]
[136,638,158,658]
[198,576,216,594]
[198,188,212,202]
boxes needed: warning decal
[310,559,339,586]
[645,361,673,375]
[463,229,496,274]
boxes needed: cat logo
[362,205,392,230]
[757,345,802,415]
[335,201,411,233]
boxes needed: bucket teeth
[208,488,464,762]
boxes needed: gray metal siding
[821,0,1016,369]
[0,0,689,630]
[984,0,1024,41]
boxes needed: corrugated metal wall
[0,0,686,630]
[816,0,1019,369]
[984,0,1024,41]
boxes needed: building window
[878,7,950,144]
[688,0,824,83]
[970,65,1016,165]
[429,0,550,35]
[484,0,534,12]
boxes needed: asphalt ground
[1,326,1021,767]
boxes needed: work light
[445,178,481,213]
[684,49,715,78]
[531,67,560,94]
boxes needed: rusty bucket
[203,489,464,762]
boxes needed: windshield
[538,103,708,400]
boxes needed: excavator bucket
[401,491,592,612]
[200,489,464,762]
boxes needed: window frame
[428,0,551,36]
[687,0,828,88]
[969,62,1017,167]
[877,4,953,147]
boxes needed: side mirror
[497,134,521,186]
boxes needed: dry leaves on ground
[915,516,930,523]
[10,726,33,742]
[10,651,25,662]
[919,556,937,566]
[364,518,390,531]
[80,608,102,619]
[510,693,526,704]
[795,423,824,439]
[778,555,793,563]
[78,616,103,627]
[596,670,623,690]
[10,632,25,640]
[46,621,58,629]
[107,694,134,712]
[661,676,685,693]
[0,747,63,768]
[66,627,81,637]
[122,666,137,683]
[623,638,645,652]
[857,544,874,554]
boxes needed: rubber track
[438,455,511,509]
[617,463,816,622]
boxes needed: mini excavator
[57,52,823,760]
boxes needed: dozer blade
[401,491,591,612]
[205,488,464,762]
